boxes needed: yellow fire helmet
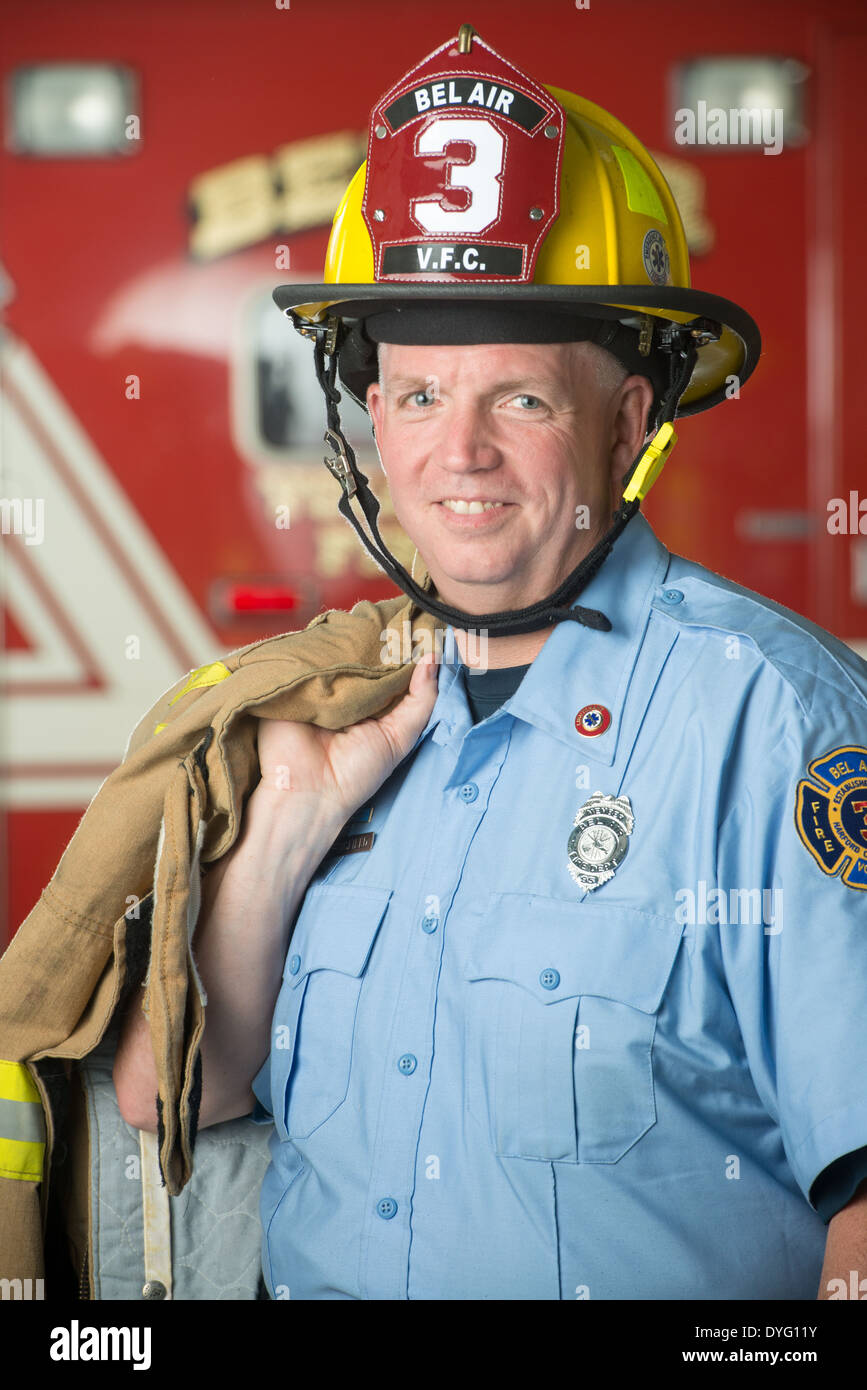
[273,24,761,638]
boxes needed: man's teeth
[441,499,504,514]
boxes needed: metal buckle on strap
[323,428,358,497]
[658,316,721,351]
[296,315,339,355]
[686,315,722,346]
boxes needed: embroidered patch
[795,746,867,891]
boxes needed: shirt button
[459,783,479,803]
[421,914,439,933]
[661,588,684,604]
[288,954,301,975]
[539,968,560,990]
[377,1197,398,1220]
[397,1054,417,1075]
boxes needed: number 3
[412,117,504,235]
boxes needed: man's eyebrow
[484,377,560,394]
[384,375,561,394]
[385,374,433,391]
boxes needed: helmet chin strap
[311,327,698,639]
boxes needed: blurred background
[2,0,865,944]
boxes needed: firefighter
[115,25,867,1299]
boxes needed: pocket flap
[283,883,392,986]
[466,894,684,1011]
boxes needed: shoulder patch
[795,746,867,890]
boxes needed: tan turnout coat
[0,591,443,1285]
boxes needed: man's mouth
[439,499,507,514]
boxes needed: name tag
[330,831,376,857]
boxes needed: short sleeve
[716,672,867,1209]
[810,1147,867,1223]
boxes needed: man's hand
[255,651,439,818]
[113,652,440,1133]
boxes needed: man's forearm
[113,785,342,1131]
[817,1178,867,1299]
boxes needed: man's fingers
[374,655,439,760]
[408,652,440,696]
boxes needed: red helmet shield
[362,33,566,283]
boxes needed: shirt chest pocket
[271,883,391,1141]
[464,895,684,1164]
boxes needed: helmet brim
[272,281,760,417]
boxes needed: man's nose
[437,399,500,473]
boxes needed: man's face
[366,340,652,616]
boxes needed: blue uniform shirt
[252,512,867,1299]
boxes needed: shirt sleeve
[810,1147,867,1223]
[715,667,867,1210]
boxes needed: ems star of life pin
[567,792,634,890]
[575,704,611,737]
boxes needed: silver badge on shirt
[567,793,634,890]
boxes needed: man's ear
[367,380,385,437]
[610,375,655,493]
[366,382,388,472]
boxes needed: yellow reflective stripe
[153,722,168,734]
[611,144,668,223]
[0,1059,41,1104]
[0,1134,45,1182]
[0,1063,46,1182]
[168,661,231,707]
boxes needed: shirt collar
[414,512,671,766]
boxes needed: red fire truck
[2,0,866,944]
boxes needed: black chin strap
[310,326,698,639]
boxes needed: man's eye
[510,394,542,410]
[408,390,436,408]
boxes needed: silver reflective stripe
[140,1128,173,1300]
[0,1095,45,1143]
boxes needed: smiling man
[114,26,867,1301]
[365,341,649,640]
